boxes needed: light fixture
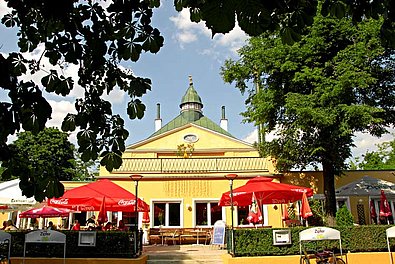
[224,173,238,256]
[129,174,143,256]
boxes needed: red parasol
[282,204,290,221]
[300,192,313,219]
[19,205,71,218]
[300,192,313,227]
[247,192,262,225]
[370,200,377,223]
[219,176,313,206]
[142,211,150,224]
[97,197,108,223]
[380,190,392,217]
[48,179,149,212]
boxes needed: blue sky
[0,1,393,161]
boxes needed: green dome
[180,77,203,107]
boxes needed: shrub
[336,205,354,226]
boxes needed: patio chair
[165,229,181,245]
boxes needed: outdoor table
[192,229,205,245]
[159,230,174,245]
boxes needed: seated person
[4,220,17,231]
[47,221,56,230]
[71,220,80,230]
[103,222,113,231]
[117,220,128,231]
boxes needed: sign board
[212,220,226,245]
[273,229,291,245]
[24,230,66,264]
[299,227,343,257]
[299,227,341,241]
[78,231,97,247]
[0,231,11,262]
[25,230,66,243]
[386,226,395,264]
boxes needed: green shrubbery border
[232,225,395,257]
[2,231,134,258]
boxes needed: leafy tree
[1,127,75,201]
[221,8,395,222]
[71,151,99,181]
[335,205,354,226]
[0,0,394,200]
[177,0,395,47]
[358,137,395,170]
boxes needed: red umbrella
[300,192,313,218]
[142,211,150,224]
[380,190,392,218]
[300,192,313,226]
[246,192,262,225]
[219,176,313,206]
[48,179,149,212]
[370,200,377,223]
[19,205,71,218]
[282,204,290,221]
[97,197,108,223]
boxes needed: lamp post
[225,173,238,255]
[130,174,143,256]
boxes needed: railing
[114,157,269,174]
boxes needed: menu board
[212,220,226,245]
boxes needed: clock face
[183,134,198,143]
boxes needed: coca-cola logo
[50,198,69,205]
[118,199,136,206]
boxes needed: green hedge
[3,230,134,258]
[232,225,395,257]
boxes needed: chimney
[220,106,228,131]
[155,103,162,132]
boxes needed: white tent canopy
[335,176,395,198]
[0,179,36,206]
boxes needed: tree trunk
[322,161,337,226]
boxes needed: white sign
[273,230,291,245]
[25,230,66,244]
[299,227,341,241]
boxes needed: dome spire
[180,76,203,114]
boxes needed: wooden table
[191,229,206,245]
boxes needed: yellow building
[98,76,286,229]
[2,77,394,231]
[94,76,395,230]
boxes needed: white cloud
[47,100,78,144]
[212,25,249,54]
[169,9,248,54]
[0,2,11,18]
[169,9,210,48]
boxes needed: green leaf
[100,151,123,172]
[1,13,17,27]
[8,53,26,76]
[127,99,146,119]
[62,114,77,132]
[41,70,60,92]
[200,1,236,35]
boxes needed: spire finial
[188,75,193,85]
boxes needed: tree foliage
[72,151,99,181]
[177,0,395,47]
[221,9,395,219]
[1,127,75,201]
[0,0,394,200]
[357,137,395,170]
